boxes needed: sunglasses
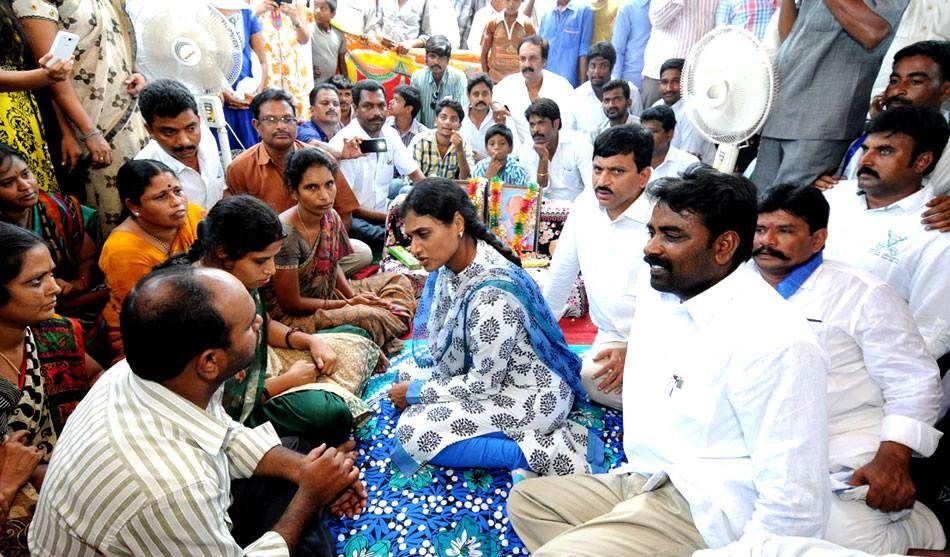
[431,92,451,111]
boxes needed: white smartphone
[45,31,79,68]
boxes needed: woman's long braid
[464,212,522,268]
[158,222,207,269]
[402,177,523,267]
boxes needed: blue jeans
[350,217,385,250]
[389,178,413,200]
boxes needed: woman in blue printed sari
[388,178,602,480]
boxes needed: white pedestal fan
[134,0,245,168]
[682,26,778,173]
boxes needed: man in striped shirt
[640,0,718,107]
[29,266,365,557]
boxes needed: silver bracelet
[77,128,102,142]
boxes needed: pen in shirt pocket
[666,374,684,397]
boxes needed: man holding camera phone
[330,80,426,249]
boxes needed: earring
[458,230,464,238]
[133,212,140,217]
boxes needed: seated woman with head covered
[387,178,603,480]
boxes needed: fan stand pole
[197,95,232,170]
[218,127,232,168]
[713,144,740,174]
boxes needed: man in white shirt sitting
[460,73,522,160]
[134,79,225,210]
[543,125,653,409]
[753,183,945,554]
[572,41,643,141]
[640,104,700,181]
[823,106,950,386]
[651,57,716,164]
[29,266,366,556]
[492,35,577,145]
[816,40,949,195]
[517,98,593,202]
[510,167,830,556]
[589,79,640,142]
[330,80,425,248]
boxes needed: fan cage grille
[681,26,777,145]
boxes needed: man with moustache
[752,184,944,554]
[823,106,950,378]
[410,35,469,128]
[510,167,830,556]
[298,84,345,145]
[650,58,716,164]
[330,80,425,248]
[135,79,226,210]
[816,40,950,194]
[589,79,639,142]
[29,266,366,556]
[640,104,700,182]
[226,88,371,275]
[543,125,653,409]
[572,42,643,141]
[460,73,522,160]
[517,98,593,202]
[492,35,576,149]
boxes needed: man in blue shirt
[611,0,651,88]
[539,0,593,87]
[298,84,344,145]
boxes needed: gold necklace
[0,348,21,377]
[295,210,320,246]
[135,219,172,253]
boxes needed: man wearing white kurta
[753,183,944,554]
[491,36,577,147]
[329,80,425,245]
[821,107,950,415]
[543,126,653,409]
[517,98,593,202]
[641,103,701,182]
[510,168,830,556]
[459,73,522,159]
[571,41,642,141]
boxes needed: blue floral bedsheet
[326,346,625,557]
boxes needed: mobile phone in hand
[45,31,79,68]
[359,138,388,154]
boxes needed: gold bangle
[537,172,548,177]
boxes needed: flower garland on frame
[486,177,539,257]
[465,177,485,217]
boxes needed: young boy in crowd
[472,124,530,185]
[409,98,475,179]
[385,85,428,147]
[480,0,536,83]
[311,0,347,84]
